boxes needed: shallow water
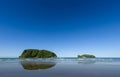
[0,58,120,77]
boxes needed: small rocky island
[19,49,57,58]
[77,54,96,58]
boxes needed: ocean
[0,57,120,77]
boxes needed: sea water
[0,57,120,77]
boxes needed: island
[77,54,96,58]
[19,49,57,58]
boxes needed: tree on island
[19,49,57,58]
[77,54,96,58]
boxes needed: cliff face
[19,49,57,58]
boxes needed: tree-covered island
[77,54,96,58]
[19,49,57,58]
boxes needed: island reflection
[20,59,56,70]
[78,59,96,64]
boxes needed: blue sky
[0,0,120,57]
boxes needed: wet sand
[0,60,120,77]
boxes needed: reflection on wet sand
[21,60,56,70]
[78,60,96,64]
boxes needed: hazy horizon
[0,0,120,57]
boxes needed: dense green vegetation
[78,54,96,58]
[19,49,57,58]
